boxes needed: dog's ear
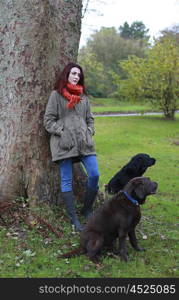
[130,177,146,200]
[132,177,151,202]
[134,184,145,200]
[130,177,143,185]
[128,156,145,173]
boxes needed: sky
[79,0,179,47]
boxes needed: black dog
[59,177,158,262]
[106,153,156,194]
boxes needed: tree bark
[0,0,85,203]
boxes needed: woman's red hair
[54,62,86,94]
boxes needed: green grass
[90,97,160,114]
[0,114,179,278]
[95,115,179,195]
[90,97,179,115]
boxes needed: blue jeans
[59,155,100,192]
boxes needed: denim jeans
[59,155,100,192]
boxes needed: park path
[94,111,179,117]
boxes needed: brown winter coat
[44,90,96,162]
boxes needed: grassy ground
[90,97,160,114]
[0,112,179,278]
[90,97,178,115]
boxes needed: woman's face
[68,67,81,85]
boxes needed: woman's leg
[59,158,73,192]
[59,159,83,231]
[81,155,100,190]
[81,155,100,218]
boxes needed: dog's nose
[152,182,158,191]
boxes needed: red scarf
[62,83,83,109]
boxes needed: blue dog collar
[123,191,139,206]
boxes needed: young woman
[44,62,100,231]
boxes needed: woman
[44,62,100,231]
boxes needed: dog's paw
[107,251,119,259]
[89,256,101,264]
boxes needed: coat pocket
[56,120,64,136]
[86,128,94,148]
[50,134,60,157]
[60,128,74,150]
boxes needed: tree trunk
[163,73,176,120]
[0,0,85,204]
[163,109,175,120]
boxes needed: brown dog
[60,177,158,262]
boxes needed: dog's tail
[58,246,84,259]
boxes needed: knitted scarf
[62,83,83,109]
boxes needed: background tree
[0,0,84,203]
[78,24,150,97]
[79,27,121,96]
[78,50,109,97]
[119,21,150,40]
[113,37,179,119]
[159,24,179,45]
